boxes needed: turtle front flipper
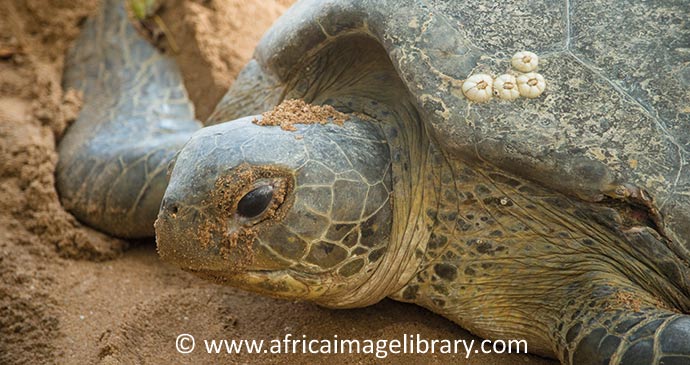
[57,0,201,237]
[558,282,690,365]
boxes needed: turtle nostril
[162,198,179,215]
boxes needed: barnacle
[493,74,520,100]
[517,72,546,98]
[462,74,493,103]
[511,51,539,72]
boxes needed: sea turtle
[57,0,690,364]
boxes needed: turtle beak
[155,197,238,272]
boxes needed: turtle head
[156,115,393,306]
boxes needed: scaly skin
[58,1,690,364]
[393,144,690,361]
[57,0,200,237]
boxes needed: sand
[0,0,556,364]
[254,99,349,131]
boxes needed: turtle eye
[237,185,274,219]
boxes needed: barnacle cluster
[462,51,546,103]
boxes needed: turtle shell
[209,0,690,255]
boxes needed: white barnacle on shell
[517,72,546,98]
[511,51,539,72]
[492,74,520,100]
[462,74,493,103]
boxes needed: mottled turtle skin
[58,0,200,237]
[57,0,690,364]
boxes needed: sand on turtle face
[253,99,349,131]
[0,1,555,364]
